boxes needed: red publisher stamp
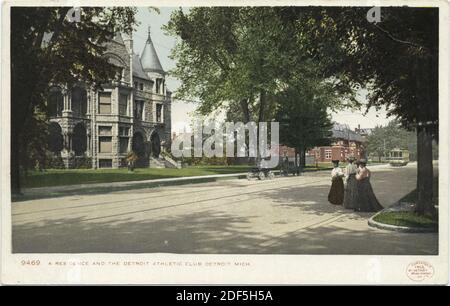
[406,261,434,281]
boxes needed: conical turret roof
[140,27,165,74]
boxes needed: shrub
[72,155,92,169]
[46,152,65,169]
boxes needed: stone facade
[47,31,172,169]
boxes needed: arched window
[48,90,63,117]
[47,122,63,153]
[72,123,87,156]
[71,87,87,116]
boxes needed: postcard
[1,0,448,285]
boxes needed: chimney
[122,32,133,86]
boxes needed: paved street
[12,163,438,254]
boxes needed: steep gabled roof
[140,28,165,74]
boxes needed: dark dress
[343,174,358,209]
[355,177,384,212]
[328,176,344,205]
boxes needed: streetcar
[388,148,410,166]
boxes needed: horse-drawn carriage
[246,159,276,180]
[280,160,298,176]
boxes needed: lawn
[372,176,439,230]
[22,165,251,188]
[373,211,438,229]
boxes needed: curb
[367,210,438,233]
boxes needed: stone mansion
[47,29,172,169]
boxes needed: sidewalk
[14,172,249,201]
[13,162,398,202]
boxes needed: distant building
[278,145,296,159]
[354,124,373,141]
[309,123,366,162]
[46,28,173,169]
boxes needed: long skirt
[354,178,384,212]
[343,174,358,209]
[328,177,344,205]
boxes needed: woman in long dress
[343,157,358,209]
[354,159,384,212]
[328,160,344,205]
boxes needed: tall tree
[165,7,355,161]
[276,94,333,169]
[11,7,138,193]
[275,69,337,168]
[279,7,438,215]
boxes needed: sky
[133,7,393,133]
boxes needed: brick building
[47,29,173,169]
[309,123,365,163]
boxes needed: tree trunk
[294,147,299,174]
[11,129,22,194]
[258,90,266,123]
[414,56,436,216]
[239,98,251,164]
[301,149,306,167]
[297,147,305,174]
[255,91,266,165]
[239,98,250,123]
[415,126,434,215]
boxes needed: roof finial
[147,26,151,41]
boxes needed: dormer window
[139,83,144,90]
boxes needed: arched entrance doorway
[72,123,87,156]
[132,132,147,167]
[150,132,161,158]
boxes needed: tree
[366,125,386,162]
[366,121,417,162]
[165,7,355,162]
[11,7,138,193]
[275,72,336,169]
[278,7,438,215]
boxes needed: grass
[372,176,439,230]
[373,211,438,229]
[21,160,390,189]
[22,165,251,188]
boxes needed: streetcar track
[12,177,318,217]
[13,178,326,224]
